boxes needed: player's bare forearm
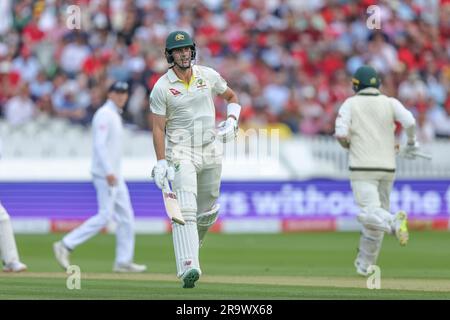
[219,88,239,120]
[219,87,239,104]
[153,131,165,160]
[152,113,166,160]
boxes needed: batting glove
[151,159,175,190]
[217,117,238,143]
[399,141,420,160]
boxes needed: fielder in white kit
[0,138,27,272]
[53,81,146,273]
[335,65,420,276]
[0,203,27,272]
[151,31,241,288]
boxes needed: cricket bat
[397,147,432,160]
[162,179,185,225]
[412,151,432,160]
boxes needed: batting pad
[172,221,201,278]
[356,227,384,268]
[176,191,197,222]
[357,208,392,233]
[197,204,220,247]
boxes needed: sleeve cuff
[227,103,241,121]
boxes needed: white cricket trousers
[351,178,394,224]
[167,141,222,277]
[0,203,21,264]
[63,177,135,265]
[350,175,394,267]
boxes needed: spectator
[0,0,13,36]
[12,1,32,32]
[11,45,40,83]
[59,33,91,77]
[0,0,447,140]
[263,72,290,116]
[4,83,36,126]
[398,71,429,107]
[29,70,52,100]
[52,79,89,124]
[0,54,19,105]
[367,32,399,75]
[298,86,325,135]
[428,98,450,138]
[416,111,436,143]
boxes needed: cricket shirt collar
[167,66,200,89]
[357,87,381,96]
[105,99,123,114]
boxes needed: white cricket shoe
[113,262,147,273]
[3,261,27,272]
[53,241,70,270]
[354,258,369,277]
[181,268,201,288]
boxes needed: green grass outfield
[1,231,450,299]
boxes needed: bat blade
[162,191,185,225]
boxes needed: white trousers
[351,175,394,267]
[63,177,135,265]
[351,178,394,228]
[0,203,21,264]
[167,141,222,277]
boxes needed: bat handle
[162,178,172,193]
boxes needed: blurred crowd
[0,0,449,142]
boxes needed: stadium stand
[0,0,449,180]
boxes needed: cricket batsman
[150,31,241,288]
[0,139,27,272]
[335,65,421,276]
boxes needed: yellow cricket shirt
[150,65,228,147]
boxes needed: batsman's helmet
[352,65,380,92]
[165,31,196,64]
